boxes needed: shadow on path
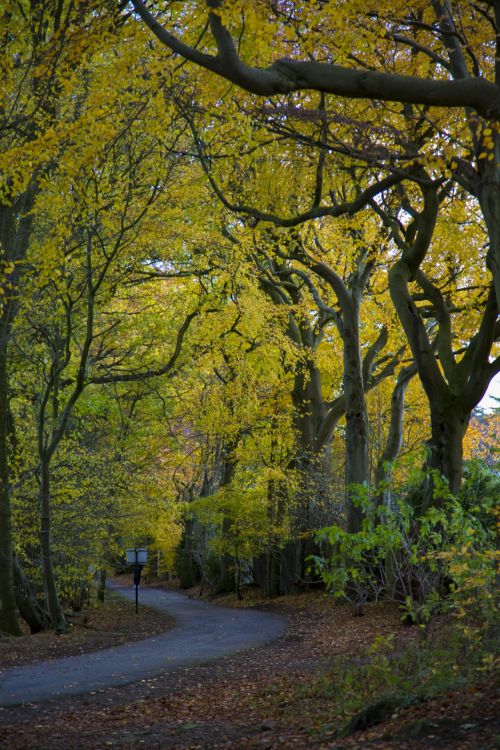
[0,582,286,707]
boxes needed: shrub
[310,463,499,628]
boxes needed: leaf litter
[0,583,497,749]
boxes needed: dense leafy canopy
[0,0,498,636]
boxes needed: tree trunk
[479,140,500,314]
[284,348,336,589]
[281,449,334,591]
[375,364,417,508]
[266,549,281,597]
[0,193,38,636]
[13,554,51,633]
[420,397,470,511]
[97,568,106,603]
[343,311,370,533]
[0,324,21,636]
[217,515,235,593]
[176,519,198,588]
[217,445,237,593]
[39,456,68,632]
[262,474,288,596]
[387,193,467,509]
[307,257,375,533]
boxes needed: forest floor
[0,580,498,749]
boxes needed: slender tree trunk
[308,258,375,533]
[39,456,68,631]
[0,203,26,638]
[97,568,106,603]
[375,364,417,508]
[177,518,197,589]
[263,469,288,596]
[234,554,242,600]
[284,451,317,590]
[0,329,21,636]
[373,365,416,598]
[217,443,237,593]
[343,311,370,533]
[217,515,235,593]
[266,549,280,597]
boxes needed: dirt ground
[0,582,498,749]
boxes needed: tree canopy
[0,0,498,637]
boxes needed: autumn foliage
[0,0,498,645]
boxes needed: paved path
[0,583,286,707]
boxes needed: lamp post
[126,547,148,614]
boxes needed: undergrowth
[306,621,498,728]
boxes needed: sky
[479,373,500,411]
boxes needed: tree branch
[414,269,456,381]
[131,0,500,119]
[90,310,198,384]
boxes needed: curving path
[0,583,286,707]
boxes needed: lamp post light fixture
[126,547,148,614]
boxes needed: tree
[374,363,418,508]
[177,254,295,592]
[253,232,403,536]
[377,178,499,502]
[130,0,500,498]
[5,14,203,628]
[130,0,500,299]
[0,0,123,636]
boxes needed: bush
[310,463,499,628]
